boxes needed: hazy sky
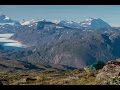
[0,5,120,26]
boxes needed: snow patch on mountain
[21,19,38,26]
[0,14,21,27]
[4,15,10,20]
[80,18,111,29]
[51,20,61,24]
[58,20,82,29]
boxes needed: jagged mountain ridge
[0,14,21,26]
[21,17,112,30]
[0,14,112,33]
[0,15,21,33]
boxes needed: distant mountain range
[22,17,112,30]
[0,14,21,26]
[0,15,21,33]
[1,14,120,70]
[0,14,113,33]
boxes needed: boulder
[96,60,120,84]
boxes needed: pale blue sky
[0,5,120,26]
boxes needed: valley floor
[0,69,101,85]
[1,59,120,85]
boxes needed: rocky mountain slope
[10,22,120,68]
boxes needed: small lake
[0,33,26,50]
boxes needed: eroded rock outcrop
[96,59,120,84]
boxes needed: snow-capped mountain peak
[0,14,21,27]
[59,20,75,24]
[21,20,31,25]
[85,18,94,21]
[21,19,52,26]
[58,20,82,29]
[21,19,38,26]
[80,18,111,29]
[0,14,12,23]
[4,15,10,20]
[51,20,61,24]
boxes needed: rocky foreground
[0,59,120,85]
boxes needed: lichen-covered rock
[100,76,120,85]
[108,76,120,85]
[96,60,120,84]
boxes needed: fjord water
[0,33,26,51]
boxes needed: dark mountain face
[0,24,15,33]
[36,20,57,30]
